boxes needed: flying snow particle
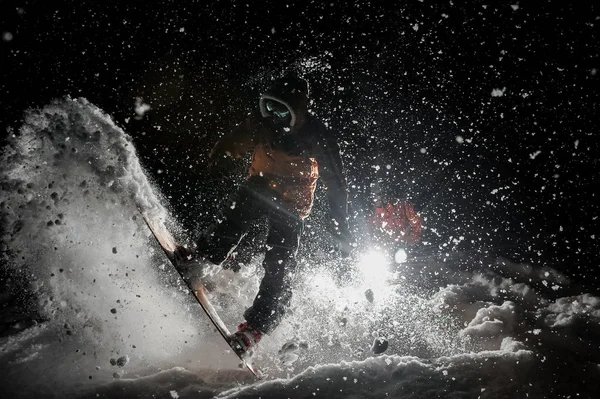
[170,391,179,399]
[492,87,507,97]
[511,4,519,11]
[591,68,597,76]
[371,337,389,354]
[3,32,13,42]
[412,23,419,32]
[134,98,151,119]
[456,136,464,144]
[529,150,542,160]
[296,54,332,74]
[116,355,129,367]
[365,289,374,303]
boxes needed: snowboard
[139,211,263,379]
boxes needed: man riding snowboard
[175,74,353,356]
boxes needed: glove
[399,201,423,246]
[369,200,423,246]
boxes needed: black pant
[197,177,304,334]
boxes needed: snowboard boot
[228,322,263,358]
[173,244,196,264]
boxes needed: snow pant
[196,176,304,334]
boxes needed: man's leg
[196,183,263,265]
[243,204,304,334]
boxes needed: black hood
[259,75,309,127]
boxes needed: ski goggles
[265,100,291,120]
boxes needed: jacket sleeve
[210,113,258,159]
[314,126,350,235]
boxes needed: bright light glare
[356,250,395,302]
[357,250,390,280]
[395,248,408,263]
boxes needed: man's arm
[210,113,259,160]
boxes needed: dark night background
[2,1,599,291]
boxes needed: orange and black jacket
[211,110,349,233]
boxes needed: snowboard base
[140,211,263,379]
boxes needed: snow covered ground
[1,98,599,398]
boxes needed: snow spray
[0,97,240,395]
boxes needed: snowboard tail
[140,212,262,379]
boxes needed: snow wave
[0,98,239,397]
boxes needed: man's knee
[195,231,240,265]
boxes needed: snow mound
[74,343,600,398]
[82,366,254,399]
[544,294,600,328]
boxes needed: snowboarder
[175,74,354,356]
